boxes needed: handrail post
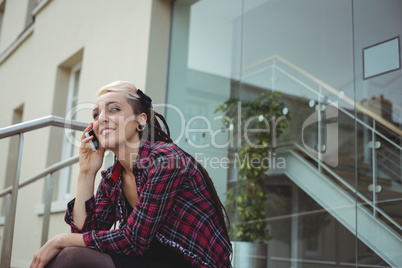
[400,109,402,184]
[1,194,11,263]
[0,133,24,268]
[371,121,378,218]
[317,85,323,173]
[41,173,54,246]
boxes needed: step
[294,149,371,172]
[332,170,392,187]
[336,158,372,171]
[358,201,402,225]
[378,203,402,218]
[376,190,402,201]
[378,213,402,228]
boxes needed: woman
[30,81,232,268]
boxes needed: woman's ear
[137,112,147,125]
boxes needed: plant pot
[231,241,267,268]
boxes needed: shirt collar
[110,161,122,183]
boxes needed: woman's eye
[110,107,120,112]
[93,113,99,119]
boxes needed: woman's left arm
[30,233,85,268]
[83,148,186,256]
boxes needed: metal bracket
[315,104,326,111]
[314,144,326,152]
[368,184,382,193]
[368,141,381,149]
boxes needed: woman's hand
[30,233,85,268]
[73,124,105,229]
[30,235,61,268]
[79,123,105,175]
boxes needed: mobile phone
[85,129,101,151]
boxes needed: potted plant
[215,91,289,267]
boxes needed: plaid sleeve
[64,196,96,233]
[83,148,185,256]
[65,178,116,233]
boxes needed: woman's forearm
[72,172,96,229]
[30,233,86,268]
[56,233,86,248]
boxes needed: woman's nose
[98,111,109,123]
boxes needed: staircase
[269,145,402,267]
[253,55,402,267]
[313,110,402,237]
[334,117,402,235]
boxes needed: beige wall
[0,0,31,52]
[0,0,171,267]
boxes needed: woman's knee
[47,246,114,268]
[46,247,82,268]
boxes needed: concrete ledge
[32,0,52,16]
[0,24,34,65]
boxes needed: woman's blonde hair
[97,80,140,102]
[97,80,144,115]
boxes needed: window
[58,63,81,201]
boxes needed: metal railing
[0,115,87,268]
[243,54,402,137]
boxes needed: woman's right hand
[79,123,105,175]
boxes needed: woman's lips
[100,128,115,135]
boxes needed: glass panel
[241,0,358,266]
[353,0,402,267]
[166,0,243,204]
[167,0,402,267]
[376,132,402,236]
[265,176,381,268]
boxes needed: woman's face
[92,92,140,151]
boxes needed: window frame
[58,62,82,202]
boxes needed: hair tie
[137,89,153,108]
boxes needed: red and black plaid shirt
[65,139,232,267]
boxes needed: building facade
[0,0,401,267]
[0,0,171,267]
